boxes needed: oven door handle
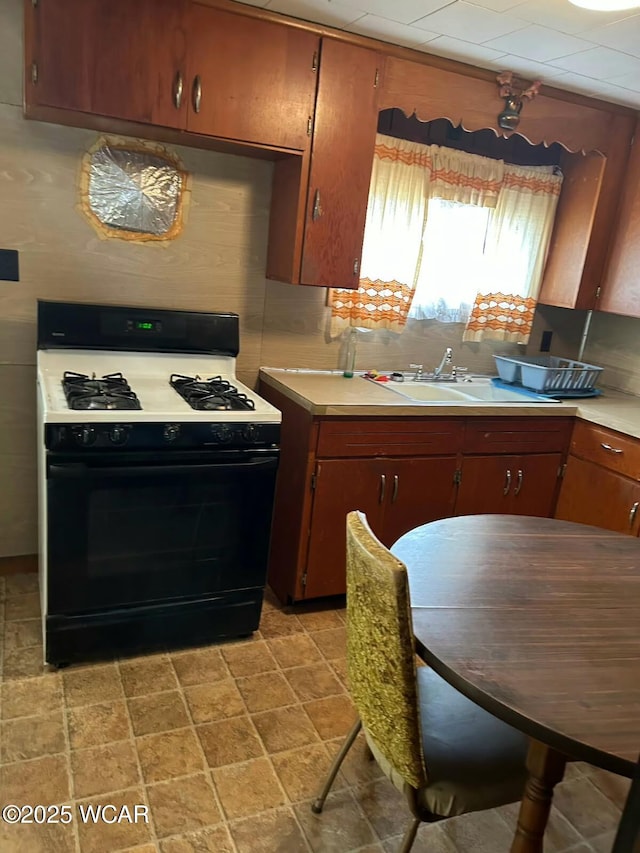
[48,458,279,479]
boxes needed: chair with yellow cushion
[311,510,529,853]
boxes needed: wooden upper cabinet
[599,118,640,318]
[25,0,318,147]
[185,5,318,150]
[300,39,382,288]
[26,0,189,129]
[537,152,605,310]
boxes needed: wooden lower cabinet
[555,456,640,535]
[304,456,458,599]
[456,453,564,518]
[555,421,640,535]
[260,383,573,603]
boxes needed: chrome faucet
[434,347,453,378]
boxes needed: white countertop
[259,368,640,440]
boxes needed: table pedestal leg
[510,740,567,853]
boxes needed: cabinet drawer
[463,417,572,455]
[316,419,464,458]
[571,420,640,480]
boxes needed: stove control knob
[73,426,96,447]
[163,424,181,443]
[242,424,259,443]
[109,426,128,446]
[211,424,233,444]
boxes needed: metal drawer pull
[379,474,386,503]
[629,501,639,529]
[601,442,623,454]
[312,189,322,221]
[514,469,523,496]
[192,75,202,113]
[173,71,183,109]
[392,474,399,503]
[503,469,511,496]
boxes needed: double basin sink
[368,375,558,405]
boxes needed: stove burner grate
[62,371,142,411]
[170,374,256,411]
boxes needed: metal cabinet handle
[629,501,639,529]
[312,189,322,221]
[173,71,183,109]
[379,474,386,504]
[503,468,512,496]
[192,75,202,113]
[601,443,623,454]
[392,474,399,503]
[514,469,523,496]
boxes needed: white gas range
[36,300,281,666]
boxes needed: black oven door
[46,449,279,615]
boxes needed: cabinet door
[555,456,640,535]
[300,39,382,288]
[305,459,385,599]
[29,0,189,128]
[186,4,318,150]
[455,455,517,516]
[510,453,563,517]
[537,152,605,310]
[600,118,640,318]
[381,457,458,548]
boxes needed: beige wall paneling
[582,313,640,397]
[260,280,523,376]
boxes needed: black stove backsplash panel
[37,300,240,356]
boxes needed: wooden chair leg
[312,718,362,814]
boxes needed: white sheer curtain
[329,135,430,337]
[463,165,563,343]
[331,135,563,344]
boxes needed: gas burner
[170,374,256,412]
[62,371,142,411]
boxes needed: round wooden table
[391,514,640,853]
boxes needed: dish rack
[494,355,603,395]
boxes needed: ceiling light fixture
[568,0,640,10]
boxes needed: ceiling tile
[423,35,507,65]
[484,24,595,62]
[465,0,528,12]
[580,14,640,58]
[266,0,366,28]
[413,1,527,43]
[572,79,640,108]
[551,45,640,80]
[339,0,454,26]
[508,0,636,35]
[489,54,569,81]
[548,70,606,97]
[349,15,439,47]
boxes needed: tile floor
[0,574,629,853]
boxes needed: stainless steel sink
[378,376,558,404]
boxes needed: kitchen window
[330,134,563,344]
